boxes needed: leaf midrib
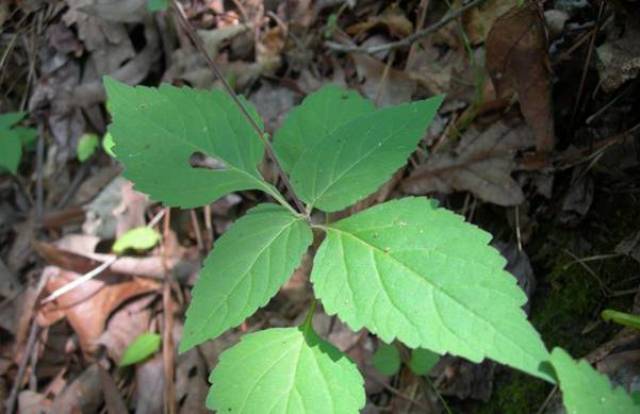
[326,226,544,363]
[196,216,302,336]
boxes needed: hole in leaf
[190,151,226,170]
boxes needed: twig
[170,0,306,214]
[6,272,50,414]
[189,209,204,252]
[35,122,45,223]
[40,209,167,304]
[161,208,176,414]
[6,321,40,413]
[325,0,486,54]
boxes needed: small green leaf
[289,95,442,212]
[104,77,278,209]
[180,204,312,352]
[208,327,365,413]
[372,341,401,376]
[273,85,374,173]
[102,132,116,157]
[147,0,168,11]
[409,348,440,376]
[0,112,26,129]
[119,333,161,366]
[0,132,22,174]
[311,197,553,382]
[550,348,637,413]
[77,133,99,162]
[601,309,640,331]
[0,112,35,175]
[112,227,161,254]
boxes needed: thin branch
[170,0,306,214]
[325,0,487,55]
[40,209,167,304]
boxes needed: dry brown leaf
[486,3,555,152]
[97,294,155,362]
[346,4,413,38]
[36,266,159,354]
[98,365,128,414]
[460,0,514,44]
[352,54,416,107]
[50,364,103,414]
[402,121,535,206]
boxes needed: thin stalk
[170,1,306,215]
[301,299,317,335]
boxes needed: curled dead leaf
[486,3,555,152]
[36,266,159,355]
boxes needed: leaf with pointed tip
[208,327,365,413]
[180,204,312,352]
[550,348,638,413]
[289,96,442,212]
[273,85,375,172]
[311,197,553,382]
[104,77,278,208]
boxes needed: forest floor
[1,0,640,412]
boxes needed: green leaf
[102,132,116,157]
[289,96,442,212]
[550,348,637,413]
[311,197,553,382]
[15,127,38,147]
[372,341,401,376]
[409,348,440,376]
[0,112,26,129]
[104,77,277,209]
[119,333,161,366]
[273,85,374,173]
[147,0,168,11]
[208,327,365,413]
[601,309,640,331]
[0,132,22,174]
[180,204,312,352]
[77,133,99,162]
[112,227,161,254]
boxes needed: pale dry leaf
[18,390,51,414]
[486,3,555,152]
[135,353,165,414]
[597,22,640,93]
[37,266,159,354]
[402,121,535,206]
[352,54,417,107]
[175,349,210,414]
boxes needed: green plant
[103,77,638,413]
[119,332,162,367]
[0,112,37,175]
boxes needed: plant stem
[170,0,306,214]
[301,299,317,335]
